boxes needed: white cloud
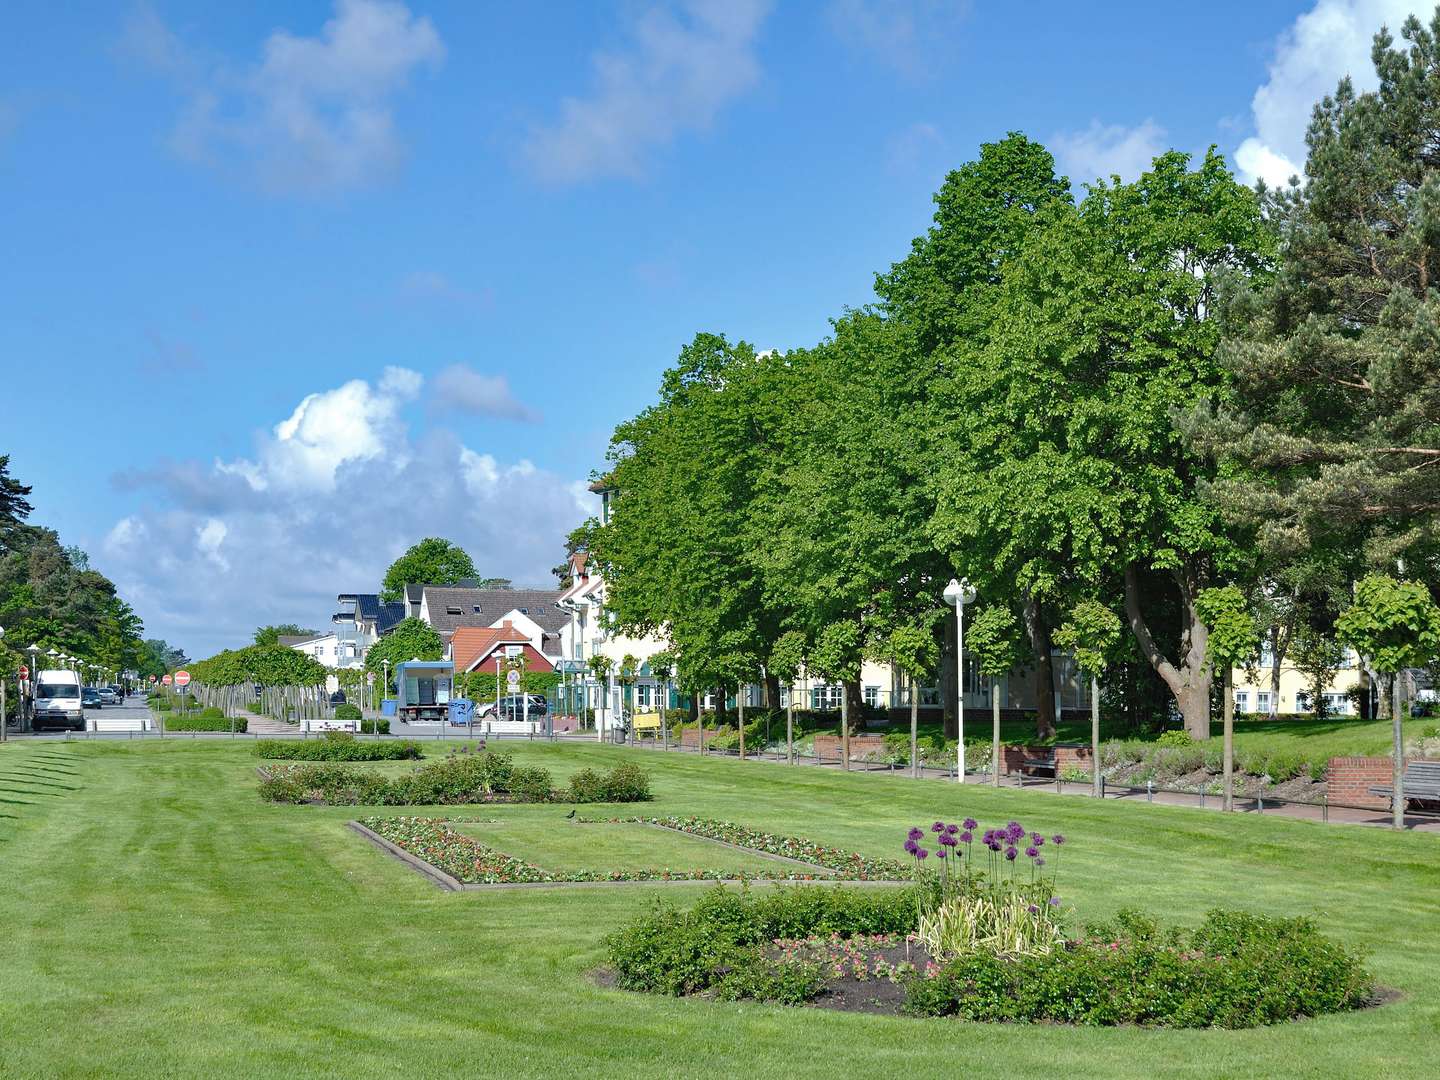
[222,365,422,493]
[522,0,770,184]
[1233,1,1425,186]
[104,370,589,657]
[431,365,541,423]
[884,121,944,174]
[1050,119,1167,185]
[826,0,970,77]
[137,0,444,195]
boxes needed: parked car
[97,687,119,705]
[478,694,549,721]
[34,670,85,731]
[82,687,103,709]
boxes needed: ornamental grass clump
[905,818,1067,959]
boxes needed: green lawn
[0,738,1436,1078]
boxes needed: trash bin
[380,698,398,717]
[448,699,475,727]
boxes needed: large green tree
[930,150,1271,738]
[1200,9,1440,591]
[253,623,315,646]
[363,618,444,690]
[379,538,479,602]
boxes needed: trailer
[393,660,455,725]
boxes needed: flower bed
[604,818,1377,1027]
[591,816,911,880]
[357,817,851,886]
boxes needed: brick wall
[1327,756,1404,809]
[813,734,888,761]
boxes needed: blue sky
[0,0,1420,656]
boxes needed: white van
[33,669,85,731]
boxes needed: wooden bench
[1369,761,1440,809]
[1020,753,1057,778]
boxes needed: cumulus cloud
[430,365,541,423]
[1050,118,1167,186]
[1233,1,1425,187]
[826,0,971,77]
[103,369,588,656]
[131,0,444,195]
[522,0,770,184]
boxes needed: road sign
[174,670,191,687]
[506,669,521,690]
[162,674,172,686]
[18,665,27,679]
[556,660,586,674]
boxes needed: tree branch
[1124,562,1182,696]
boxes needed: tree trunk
[738,690,746,759]
[1023,595,1057,739]
[840,689,849,770]
[1268,626,1282,721]
[940,615,958,738]
[1091,675,1101,798]
[763,671,781,711]
[1392,672,1405,830]
[786,685,795,766]
[910,678,920,779]
[992,680,1001,788]
[1123,561,1213,739]
[1223,666,1234,812]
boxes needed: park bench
[1019,751,1057,778]
[1369,761,1440,811]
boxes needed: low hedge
[606,894,1374,1028]
[360,718,390,735]
[163,714,248,733]
[334,703,362,721]
[905,909,1373,1028]
[255,732,422,761]
[257,750,650,805]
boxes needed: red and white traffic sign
[174,670,191,688]
[161,674,173,686]
[18,665,28,679]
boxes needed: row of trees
[0,456,170,715]
[590,10,1440,752]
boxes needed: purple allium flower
[1052,834,1066,846]
[917,848,929,860]
[987,840,1001,852]
[939,833,957,848]
[1034,856,1046,867]
[945,823,959,835]
[1049,897,1061,907]
[936,848,948,860]
[931,821,945,833]
[1027,904,1039,915]
[1005,847,1018,861]
[963,818,978,831]
[908,827,923,842]
[1006,821,1025,842]
[1031,833,1044,846]
[904,839,918,855]
[959,831,973,844]
[1025,846,1039,858]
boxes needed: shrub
[258,763,390,805]
[255,732,422,761]
[567,762,653,803]
[334,703,363,721]
[902,908,1372,1027]
[606,885,919,998]
[360,718,390,735]
[165,714,247,733]
[1155,729,1196,748]
[507,765,555,802]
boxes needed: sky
[1,0,1429,658]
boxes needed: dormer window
[446,606,462,616]
[473,605,482,613]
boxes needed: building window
[636,684,652,708]
[1323,692,1350,715]
[1234,690,1249,713]
[1256,691,1273,714]
[446,606,462,616]
[811,685,842,711]
[1296,691,1313,713]
[863,685,880,708]
[919,687,940,707]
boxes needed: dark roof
[278,634,318,647]
[378,602,406,633]
[404,583,424,604]
[421,586,567,634]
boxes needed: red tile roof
[452,622,535,672]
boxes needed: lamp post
[943,578,977,783]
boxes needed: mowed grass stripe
[0,739,1434,1079]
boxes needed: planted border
[585,816,912,880]
[355,816,911,889]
